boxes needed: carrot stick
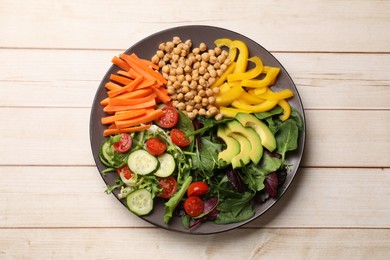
[103,124,151,136]
[103,99,156,113]
[151,85,171,104]
[109,74,133,85]
[115,109,163,129]
[100,97,109,106]
[112,56,130,71]
[108,93,157,106]
[101,109,147,125]
[105,81,122,91]
[117,70,136,79]
[120,54,166,85]
[107,76,144,98]
[110,88,154,101]
[129,53,167,85]
[141,58,159,70]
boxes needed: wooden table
[1,0,389,259]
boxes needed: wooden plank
[0,228,389,259]
[0,108,388,167]
[1,49,389,109]
[0,1,389,52]
[1,167,389,228]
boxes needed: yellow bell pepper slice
[256,89,294,100]
[214,38,237,62]
[219,106,250,118]
[241,66,280,89]
[230,40,249,73]
[218,82,230,95]
[278,99,291,121]
[211,62,236,88]
[238,91,265,104]
[227,56,264,83]
[215,83,244,107]
[231,99,278,113]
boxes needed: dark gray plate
[90,25,305,234]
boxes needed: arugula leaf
[185,116,232,137]
[191,137,223,178]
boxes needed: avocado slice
[227,120,263,165]
[226,131,251,169]
[235,112,277,152]
[217,126,240,166]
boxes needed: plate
[90,25,306,234]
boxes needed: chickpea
[168,75,176,82]
[185,39,192,48]
[192,47,200,55]
[208,77,216,86]
[208,106,218,117]
[176,67,184,75]
[177,102,185,111]
[177,74,185,83]
[198,77,206,86]
[199,43,207,52]
[198,66,206,75]
[212,87,220,94]
[180,86,189,95]
[151,55,159,64]
[214,47,222,55]
[194,95,202,104]
[184,65,192,73]
[209,55,217,64]
[198,89,206,97]
[198,108,206,116]
[186,112,195,120]
[159,43,166,51]
[173,81,181,89]
[208,96,216,105]
[193,61,200,70]
[215,113,224,121]
[156,50,164,59]
[201,52,210,62]
[205,88,214,97]
[186,104,194,112]
[172,36,181,45]
[203,72,210,80]
[177,93,184,101]
[162,65,170,74]
[158,60,166,68]
[167,86,176,95]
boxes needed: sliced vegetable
[113,133,132,153]
[156,105,179,129]
[126,189,153,216]
[184,196,204,217]
[154,153,176,178]
[127,149,159,175]
[187,181,209,197]
[170,128,190,147]
[157,176,178,199]
[145,137,167,156]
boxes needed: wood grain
[0,0,389,52]
[0,228,389,259]
[1,167,389,229]
[1,50,389,109]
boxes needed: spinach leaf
[259,152,282,173]
[275,119,299,161]
[254,105,283,120]
[215,191,255,224]
[290,107,305,133]
[177,111,195,150]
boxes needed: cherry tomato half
[187,181,209,197]
[113,133,132,153]
[184,196,204,217]
[157,176,178,199]
[145,137,167,156]
[170,128,191,147]
[156,106,179,129]
[117,165,133,180]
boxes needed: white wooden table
[1,0,389,259]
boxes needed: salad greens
[99,104,304,229]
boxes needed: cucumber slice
[100,141,114,166]
[126,189,153,216]
[127,149,158,175]
[154,153,176,177]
